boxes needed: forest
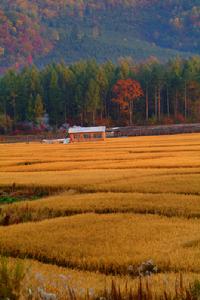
[0,56,200,133]
[0,0,199,71]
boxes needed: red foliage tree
[112,79,143,125]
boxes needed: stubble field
[1,133,200,296]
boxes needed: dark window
[93,133,102,139]
[83,134,90,139]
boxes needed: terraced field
[1,134,200,297]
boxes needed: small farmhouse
[68,126,106,142]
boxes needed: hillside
[0,0,199,71]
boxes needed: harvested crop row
[1,213,200,275]
[1,134,200,172]
[2,192,200,225]
[1,147,200,172]
[0,167,200,196]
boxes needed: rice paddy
[1,133,200,297]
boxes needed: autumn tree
[112,79,143,125]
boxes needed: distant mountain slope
[0,0,199,71]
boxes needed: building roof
[68,126,106,134]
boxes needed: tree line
[0,56,200,133]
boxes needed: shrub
[162,116,174,125]
[176,113,186,123]
[0,114,13,134]
[0,257,26,300]
[190,280,200,299]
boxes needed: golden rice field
[2,213,200,274]
[1,133,200,296]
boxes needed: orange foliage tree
[112,79,143,125]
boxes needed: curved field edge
[0,169,200,196]
[1,213,200,276]
[2,191,200,225]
